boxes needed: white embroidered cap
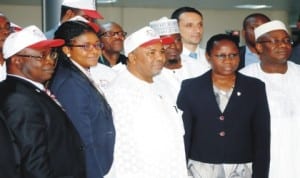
[3,25,64,59]
[254,20,288,40]
[149,17,179,36]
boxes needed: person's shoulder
[44,26,58,39]
[237,72,266,89]
[239,62,260,75]
[182,71,210,87]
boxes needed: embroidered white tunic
[240,61,300,178]
[105,69,188,178]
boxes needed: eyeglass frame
[213,53,240,60]
[99,31,127,38]
[67,42,104,51]
[16,51,58,61]
[257,38,294,45]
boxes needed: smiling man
[105,26,188,178]
[0,25,86,178]
[241,20,300,178]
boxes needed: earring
[67,54,71,58]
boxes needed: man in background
[45,0,104,39]
[238,13,270,69]
[98,21,127,71]
[171,6,211,71]
[290,17,300,64]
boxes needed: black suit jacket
[0,111,21,178]
[177,70,270,178]
[0,76,86,178]
[238,46,246,70]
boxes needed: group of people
[1,0,300,178]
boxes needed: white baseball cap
[254,20,288,40]
[3,25,64,59]
[124,26,174,57]
[149,17,179,36]
[62,0,104,19]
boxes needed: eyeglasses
[68,43,103,51]
[100,31,127,38]
[257,38,293,45]
[16,51,58,61]
[214,53,239,60]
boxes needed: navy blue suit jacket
[177,70,270,178]
[49,59,115,178]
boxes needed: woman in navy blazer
[49,21,115,178]
[177,34,270,178]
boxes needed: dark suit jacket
[0,76,86,178]
[238,46,246,70]
[49,59,115,178]
[177,70,270,178]
[0,111,21,178]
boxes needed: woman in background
[177,34,270,178]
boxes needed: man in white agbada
[150,17,208,105]
[240,20,300,178]
[105,26,188,178]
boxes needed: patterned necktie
[44,88,63,108]
[189,52,198,59]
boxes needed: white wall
[0,4,289,47]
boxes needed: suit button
[219,131,226,137]
[80,145,84,151]
[219,116,224,121]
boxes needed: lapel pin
[237,91,241,96]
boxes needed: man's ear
[127,52,136,64]
[255,43,263,54]
[64,9,76,20]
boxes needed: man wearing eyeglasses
[98,21,127,71]
[241,20,300,178]
[0,25,87,178]
[0,13,11,81]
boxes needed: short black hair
[171,6,203,22]
[242,13,270,29]
[206,34,239,56]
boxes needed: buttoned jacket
[177,70,270,178]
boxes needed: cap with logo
[3,25,65,59]
[149,17,179,36]
[62,0,104,19]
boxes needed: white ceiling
[1,0,299,21]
